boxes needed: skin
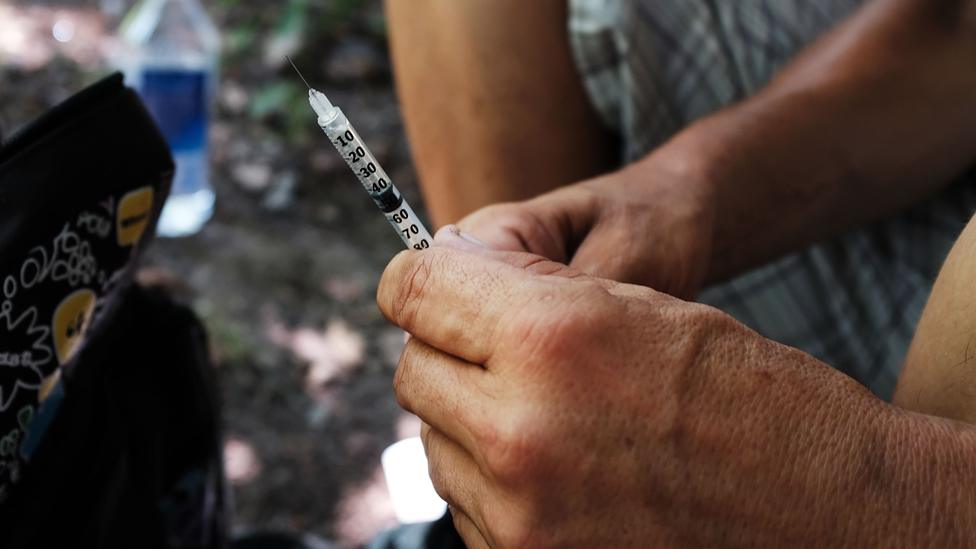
[385,0,617,225]
[382,0,976,545]
[896,216,976,422]
[390,0,976,296]
[378,228,976,548]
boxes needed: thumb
[434,224,492,252]
[456,193,598,263]
[569,220,643,282]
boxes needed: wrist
[599,146,718,296]
[626,131,722,287]
[662,112,758,284]
[684,333,974,546]
[805,400,976,547]
[868,409,976,545]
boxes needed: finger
[570,221,641,281]
[451,509,491,549]
[521,188,599,257]
[377,245,582,365]
[568,206,705,298]
[396,339,489,453]
[421,424,493,542]
[478,248,667,312]
[568,232,669,300]
[434,224,492,253]
[482,248,652,301]
[456,203,568,259]
[456,192,599,262]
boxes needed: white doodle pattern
[99,196,115,216]
[0,187,135,492]
[0,352,32,367]
[0,222,103,413]
[0,301,52,412]
[77,211,112,239]
[3,223,100,298]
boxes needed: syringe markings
[289,58,432,250]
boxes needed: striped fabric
[568,0,976,398]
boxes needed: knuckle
[663,302,749,368]
[426,457,447,495]
[482,412,545,485]
[514,307,572,354]
[392,342,420,411]
[423,433,463,510]
[391,251,437,330]
[493,517,554,549]
[424,445,451,500]
[518,255,582,279]
[507,284,609,363]
[392,366,411,411]
[681,302,740,338]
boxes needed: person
[377,0,976,546]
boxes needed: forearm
[689,332,976,546]
[818,405,976,546]
[863,410,976,546]
[655,0,976,282]
[816,416,976,547]
[385,0,615,225]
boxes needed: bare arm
[673,0,976,282]
[896,213,976,422]
[415,0,976,297]
[385,0,616,225]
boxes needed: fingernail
[435,225,489,251]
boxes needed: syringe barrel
[319,108,433,250]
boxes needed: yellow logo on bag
[52,289,96,365]
[117,186,154,246]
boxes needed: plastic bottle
[118,0,219,237]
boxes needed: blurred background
[0,0,428,545]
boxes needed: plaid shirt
[568,0,976,398]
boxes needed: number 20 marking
[348,146,366,163]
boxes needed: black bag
[0,73,226,548]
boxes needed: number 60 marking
[392,209,409,224]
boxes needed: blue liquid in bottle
[139,67,215,236]
[119,0,219,237]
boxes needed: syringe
[289,58,432,250]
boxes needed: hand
[456,152,716,298]
[376,230,935,548]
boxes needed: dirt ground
[1,0,424,545]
